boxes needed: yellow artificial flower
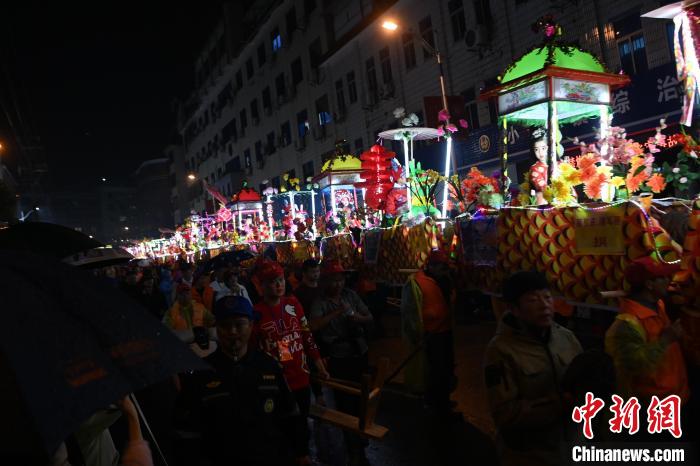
[558,162,582,186]
[610,176,625,188]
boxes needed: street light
[124,226,129,231]
[381,20,398,31]
[19,206,40,222]
[187,173,197,181]
[381,19,456,218]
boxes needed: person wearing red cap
[162,283,215,331]
[251,259,328,465]
[401,249,459,420]
[310,260,373,465]
[605,256,689,404]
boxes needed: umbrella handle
[129,393,170,466]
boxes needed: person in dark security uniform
[179,295,298,466]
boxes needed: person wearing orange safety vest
[163,283,215,331]
[605,256,690,404]
[401,249,459,420]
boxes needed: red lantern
[355,145,396,210]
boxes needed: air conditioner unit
[464,24,493,49]
[294,138,306,151]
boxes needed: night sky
[0,3,220,191]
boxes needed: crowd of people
[46,246,695,466]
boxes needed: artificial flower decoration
[646,173,667,193]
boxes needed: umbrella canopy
[0,251,208,461]
[0,222,103,260]
[202,248,256,273]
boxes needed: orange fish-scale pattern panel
[492,202,682,305]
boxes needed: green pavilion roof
[501,45,606,84]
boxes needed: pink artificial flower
[545,25,556,37]
[436,127,445,137]
[458,119,469,128]
[438,109,450,122]
[446,123,458,133]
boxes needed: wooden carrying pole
[309,357,390,439]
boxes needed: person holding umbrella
[163,283,214,331]
[251,259,329,466]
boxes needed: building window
[291,57,304,88]
[366,57,378,103]
[271,27,282,52]
[379,47,393,84]
[281,121,291,145]
[240,109,248,132]
[262,87,272,113]
[257,43,266,67]
[255,140,263,165]
[617,32,648,75]
[235,69,243,90]
[244,149,252,168]
[462,88,481,130]
[419,16,435,59]
[316,94,332,127]
[250,99,259,123]
[335,79,346,114]
[304,0,316,17]
[347,71,357,103]
[309,37,322,71]
[297,109,309,139]
[275,73,286,101]
[286,7,297,41]
[302,161,314,180]
[402,33,416,69]
[448,1,466,42]
[266,132,276,154]
[354,137,363,155]
[473,0,492,26]
[246,58,254,79]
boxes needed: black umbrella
[202,248,256,273]
[0,222,103,259]
[0,251,208,461]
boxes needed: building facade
[176,0,678,217]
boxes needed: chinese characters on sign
[572,392,682,440]
[573,206,625,255]
[612,89,630,115]
[656,75,682,103]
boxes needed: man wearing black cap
[181,295,297,466]
[484,271,582,466]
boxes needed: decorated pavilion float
[440,16,700,318]
[263,174,317,241]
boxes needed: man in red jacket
[252,259,329,466]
